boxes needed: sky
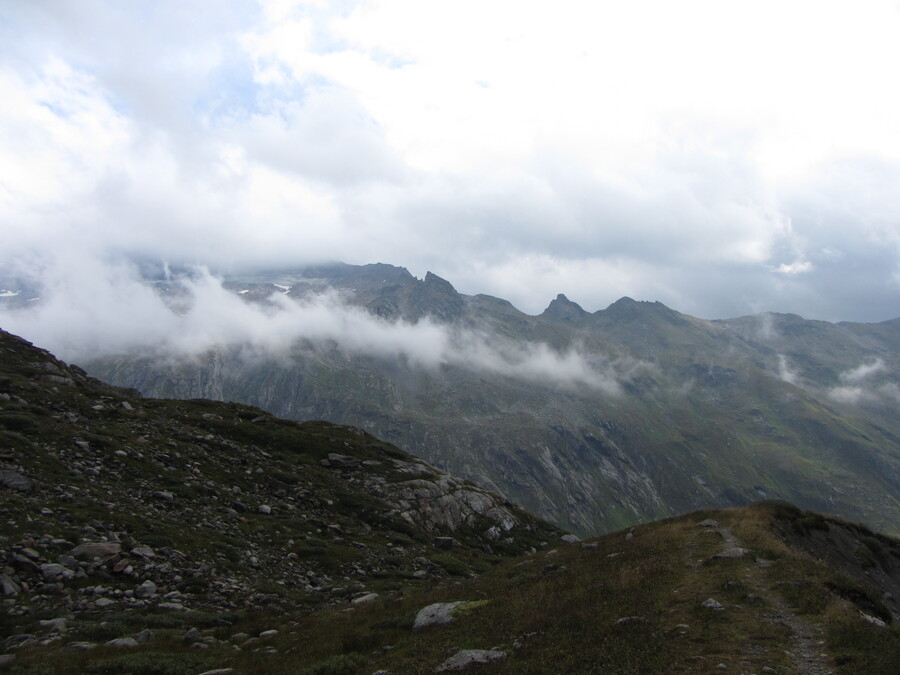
[2,0,900,345]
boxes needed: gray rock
[258,504,272,515]
[414,602,464,630]
[71,542,121,560]
[130,545,156,559]
[151,491,174,502]
[57,554,80,570]
[135,580,157,597]
[710,547,750,560]
[0,575,20,596]
[561,534,580,544]
[197,670,235,675]
[64,642,97,650]
[701,598,725,611]
[351,593,379,605]
[259,629,278,638]
[40,563,74,580]
[0,654,15,668]
[38,618,67,633]
[105,637,139,648]
[324,453,360,469]
[859,611,887,627]
[183,627,202,643]
[94,597,116,608]
[436,648,507,671]
[615,616,648,625]
[697,519,720,528]
[0,470,33,492]
[132,629,155,643]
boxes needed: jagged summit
[540,293,587,323]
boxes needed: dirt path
[716,525,835,675]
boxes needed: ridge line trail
[718,524,835,675]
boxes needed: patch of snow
[0,290,20,297]
[272,284,291,294]
[237,289,249,294]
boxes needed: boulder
[436,648,507,671]
[71,542,121,560]
[0,470,32,492]
[414,602,464,630]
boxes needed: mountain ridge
[76,262,900,538]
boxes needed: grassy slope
[11,503,900,674]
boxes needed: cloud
[777,354,798,385]
[829,358,893,405]
[839,359,887,384]
[0,260,627,394]
[1,0,900,329]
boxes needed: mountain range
[79,262,900,537]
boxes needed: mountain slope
[2,329,900,673]
[83,263,900,537]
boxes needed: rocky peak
[541,293,587,323]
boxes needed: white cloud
[839,359,887,384]
[0,260,628,393]
[1,0,900,328]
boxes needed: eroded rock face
[364,458,522,536]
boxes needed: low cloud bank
[0,260,623,394]
[829,358,897,405]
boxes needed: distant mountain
[83,263,900,536]
[3,327,900,673]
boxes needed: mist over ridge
[14,259,894,537]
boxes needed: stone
[561,534,580,544]
[197,670,235,675]
[0,654,15,668]
[413,602,464,630]
[40,563,74,580]
[324,453,360,469]
[135,580,157,598]
[94,597,116,608]
[615,616,648,625]
[697,519,720,528]
[184,627,202,643]
[131,545,156,559]
[105,637,139,648]
[71,542,121,560]
[710,548,750,560]
[38,618,67,633]
[57,554,80,570]
[0,575,20,596]
[133,629,155,643]
[258,504,272,515]
[151,491,174,502]
[701,598,725,611]
[0,470,33,492]
[259,629,278,638]
[351,593,379,605]
[859,611,887,627]
[64,642,97,651]
[436,648,507,671]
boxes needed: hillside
[82,263,900,536]
[2,328,900,673]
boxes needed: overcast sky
[2,0,900,326]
